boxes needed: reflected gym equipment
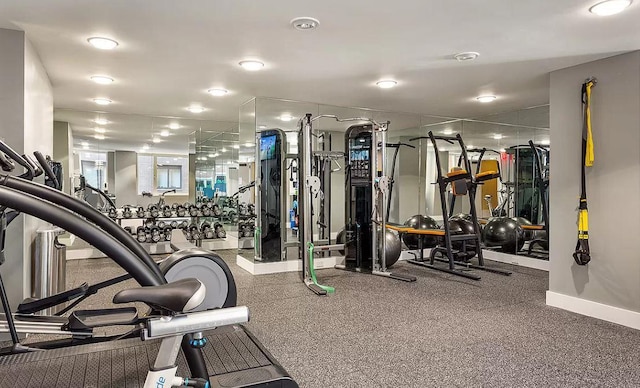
[482,217,525,253]
[401,214,440,250]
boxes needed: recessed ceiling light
[467,145,474,149]
[244,142,253,147]
[540,139,550,145]
[233,144,240,149]
[93,98,112,105]
[442,128,454,135]
[221,148,227,153]
[160,130,170,137]
[376,80,398,89]
[258,125,267,129]
[142,144,149,150]
[239,60,265,71]
[202,156,208,160]
[290,17,320,30]
[94,127,106,134]
[279,114,294,122]
[169,122,180,130]
[87,37,119,50]
[90,75,114,85]
[454,52,480,62]
[152,137,161,143]
[589,0,632,15]
[476,95,497,103]
[493,134,503,140]
[94,134,105,140]
[208,153,215,158]
[188,106,205,113]
[207,88,228,96]
[81,141,89,147]
[94,118,109,125]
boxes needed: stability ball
[402,215,439,249]
[446,218,478,259]
[482,217,525,253]
[383,230,402,267]
[511,217,533,240]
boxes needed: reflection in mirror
[237,99,257,259]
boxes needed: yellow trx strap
[574,78,596,265]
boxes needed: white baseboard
[546,291,640,330]
[236,254,340,275]
[482,250,549,271]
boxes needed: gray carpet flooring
[23,252,640,387]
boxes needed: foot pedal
[390,273,417,282]
[17,283,89,314]
[306,284,327,295]
[65,307,138,331]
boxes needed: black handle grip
[0,141,34,177]
[0,152,15,172]
[34,151,60,190]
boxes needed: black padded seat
[113,278,205,313]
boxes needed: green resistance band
[254,226,261,255]
[307,242,335,293]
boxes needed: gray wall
[53,121,73,194]
[0,29,53,309]
[549,51,640,313]
[113,151,138,207]
[107,151,115,194]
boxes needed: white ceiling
[1,0,638,127]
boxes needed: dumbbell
[164,227,173,241]
[183,229,192,240]
[189,205,199,217]
[189,224,201,241]
[201,206,211,217]
[200,222,214,239]
[179,220,189,229]
[144,218,155,229]
[162,205,173,217]
[246,224,256,237]
[171,203,179,210]
[150,226,162,243]
[239,204,248,216]
[212,204,222,217]
[196,203,203,209]
[108,207,118,219]
[136,206,146,218]
[136,226,147,243]
[176,205,187,217]
[247,204,255,215]
[148,205,160,218]
[122,206,133,219]
[214,222,226,238]
[170,220,178,229]
[157,220,166,229]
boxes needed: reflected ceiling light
[160,130,170,137]
[258,125,267,129]
[540,139,550,145]
[87,37,119,50]
[94,134,105,140]
[279,114,294,122]
[94,127,106,134]
[500,148,506,152]
[208,153,215,157]
[221,148,227,153]
[476,95,497,103]
[93,98,112,105]
[214,153,220,157]
[442,128,454,135]
[142,144,149,150]
[376,80,398,89]
[169,122,180,130]
[589,0,632,15]
[188,105,205,113]
[81,141,89,146]
[90,75,114,85]
[152,137,161,143]
[207,88,228,96]
[244,142,253,147]
[94,118,109,125]
[201,156,208,160]
[291,16,320,30]
[233,144,240,149]
[493,134,503,140]
[173,158,178,161]
[454,52,480,62]
[466,145,474,149]
[239,60,265,71]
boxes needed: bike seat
[113,278,205,313]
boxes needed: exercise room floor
[35,252,640,387]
